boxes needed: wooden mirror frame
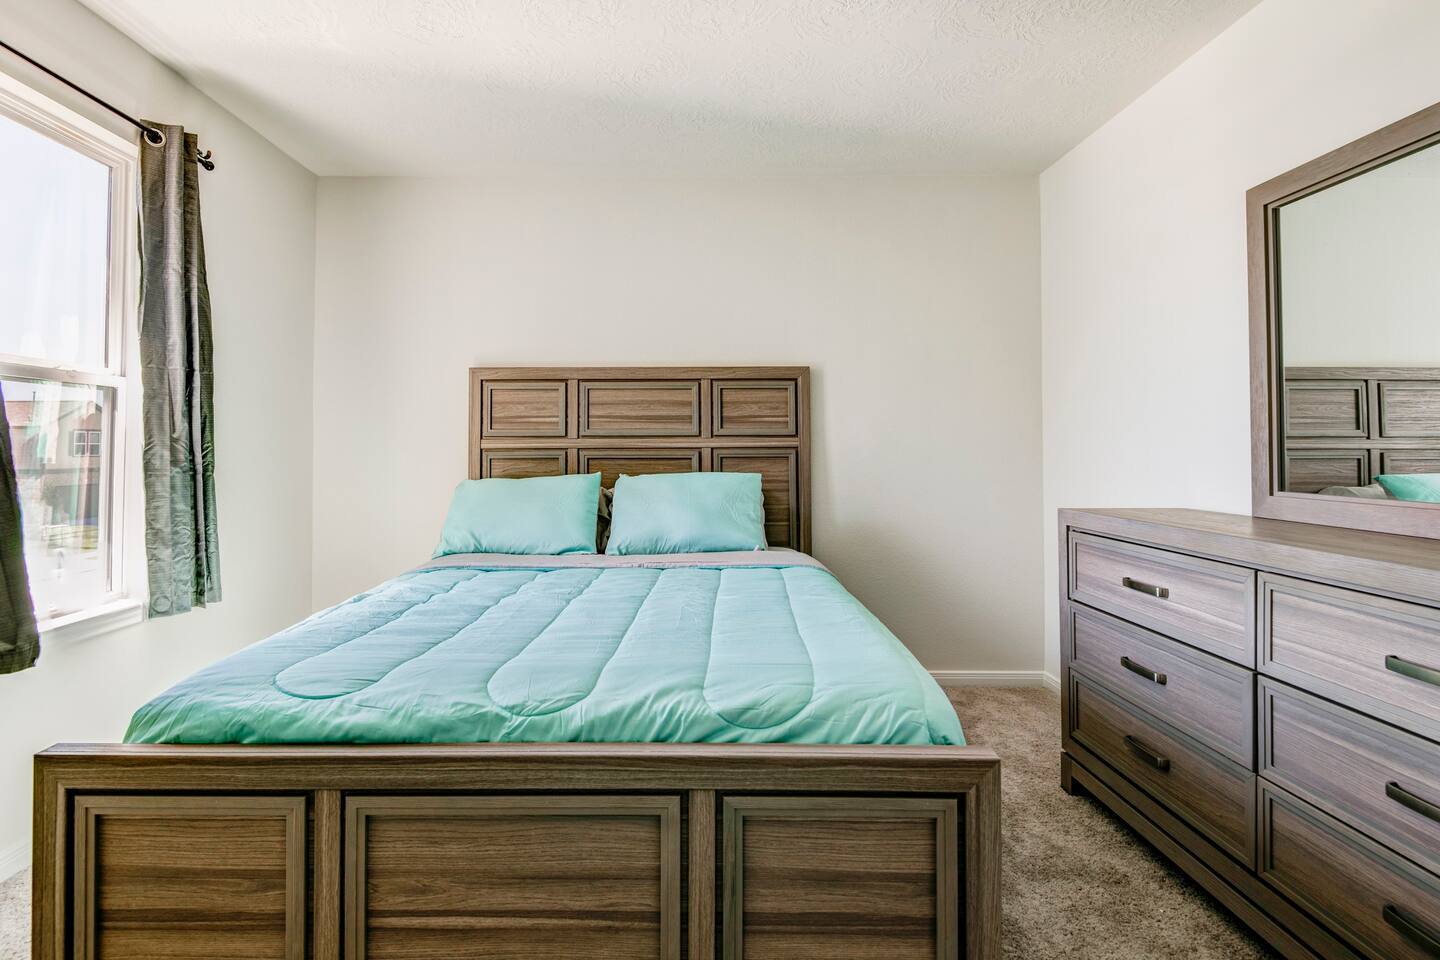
[1249,99,1440,540]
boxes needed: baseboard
[0,838,29,882]
[1043,671,1061,692]
[931,670,1057,689]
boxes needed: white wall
[1281,145,1440,366]
[1040,0,1440,678]
[0,0,317,874]
[313,175,1042,675]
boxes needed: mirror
[1277,141,1440,497]
[1250,101,1440,538]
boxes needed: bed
[33,366,1001,960]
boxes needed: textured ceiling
[80,0,1259,176]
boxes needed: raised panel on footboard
[72,795,306,960]
[721,796,958,960]
[345,795,682,960]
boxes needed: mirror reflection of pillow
[1317,483,1393,499]
[1375,473,1440,504]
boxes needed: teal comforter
[125,553,964,746]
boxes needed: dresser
[1059,508,1440,960]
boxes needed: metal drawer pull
[1387,654,1440,688]
[1387,781,1440,825]
[1120,656,1168,685]
[1122,577,1169,599]
[1383,904,1440,956]
[1124,735,1171,772]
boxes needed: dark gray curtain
[139,123,220,617]
[0,381,39,674]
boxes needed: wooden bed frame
[33,366,1002,960]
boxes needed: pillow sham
[606,472,766,555]
[434,473,602,557]
[1375,473,1440,504]
[1317,482,1393,499]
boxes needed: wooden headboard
[469,366,811,552]
[1282,366,1440,491]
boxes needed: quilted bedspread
[125,552,964,746]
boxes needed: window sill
[39,598,145,645]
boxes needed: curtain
[0,381,39,674]
[139,123,220,617]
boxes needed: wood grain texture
[1284,380,1368,439]
[1250,98,1440,538]
[1259,573,1440,741]
[1068,532,1256,667]
[1060,508,1440,601]
[1380,381,1440,439]
[481,448,568,479]
[1259,679,1440,877]
[34,743,1000,960]
[1380,449,1440,476]
[1068,605,1254,765]
[712,448,798,550]
[688,790,716,960]
[721,797,958,960]
[73,795,306,960]
[1259,780,1440,960]
[482,381,568,437]
[712,381,797,437]
[469,367,811,551]
[345,795,682,960]
[1283,449,1371,493]
[580,381,701,437]
[1060,508,1440,960]
[579,448,701,487]
[963,758,1001,960]
[314,790,342,960]
[1276,369,1440,494]
[1067,673,1256,867]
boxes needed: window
[71,429,103,458]
[0,72,141,634]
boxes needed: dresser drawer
[1260,574,1440,741]
[1069,606,1253,766]
[1261,678,1440,877]
[1260,781,1440,960]
[1069,533,1256,666]
[1068,672,1255,866]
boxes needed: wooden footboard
[32,742,999,959]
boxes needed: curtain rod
[0,37,214,170]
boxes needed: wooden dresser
[1059,508,1440,960]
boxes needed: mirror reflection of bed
[1281,366,1440,497]
[1274,138,1440,505]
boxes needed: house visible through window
[71,429,103,457]
[0,75,139,627]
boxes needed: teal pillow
[1375,473,1440,504]
[434,473,601,557]
[606,472,766,555]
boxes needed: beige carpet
[949,686,1273,959]
[0,686,1273,959]
[0,866,23,960]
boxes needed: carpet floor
[0,686,1274,959]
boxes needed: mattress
[125,551,964,746]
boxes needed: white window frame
[0,69,144,642]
